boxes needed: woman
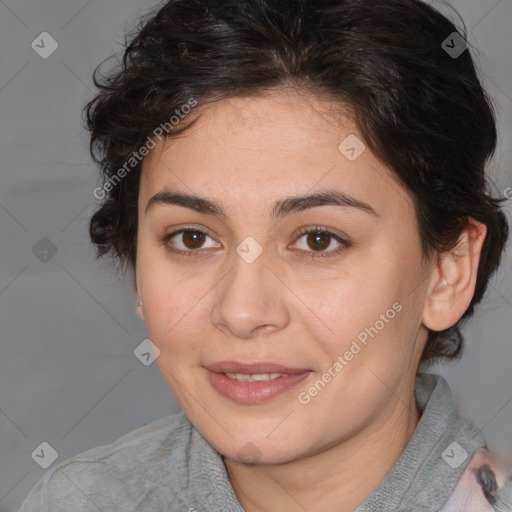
[19,0,512,510]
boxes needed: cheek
[302,259,418,371]
[301,257,399,334]
[144,293,208,354]
[137,275,203,355]
[137,241,206,328]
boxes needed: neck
[223,381,420,512]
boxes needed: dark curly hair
[84,0,509,368]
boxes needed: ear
[133,278,144,320]
[422,218,487,332]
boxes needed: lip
[205,361,310,374]
[205,361,312,404]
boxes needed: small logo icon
[338,134,365,161]
[441,32,467,59]
[32,237,58,262]
[237,442,262,465]
[31,441,58,469]
[236,236,263,264]
[134,338,161,366]
[31,32,59,59]
[441,441,468,469]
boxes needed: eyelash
[160,225,350,259]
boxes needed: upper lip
[206,361,310,375]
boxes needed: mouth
[205,361,313,404]
[223,372,296,382]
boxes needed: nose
[210,248,291,339]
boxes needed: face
[135,90,434,464]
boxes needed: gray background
[0,0,511,510]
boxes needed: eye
[161,227,220,256]
[291,227,349,258]
[160,225,349,259]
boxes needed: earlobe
[422,218,487,332]
[136,301,144,320]
[133,278,144,320]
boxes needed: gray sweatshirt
[18,372,512,511]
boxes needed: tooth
[223,372,288,382]
[250,373,271,381]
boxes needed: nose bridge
[210,242,290,338]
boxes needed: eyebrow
[145,187,378,219]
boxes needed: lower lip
[207,370,312,404]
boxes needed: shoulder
[439,447,512,512]
[18,412,193,512]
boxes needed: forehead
[139,92,414,218]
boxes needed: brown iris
[306,232,331,251]
[182,230,206,249]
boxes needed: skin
[134,89,486,512]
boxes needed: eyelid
[163,224,217,240]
